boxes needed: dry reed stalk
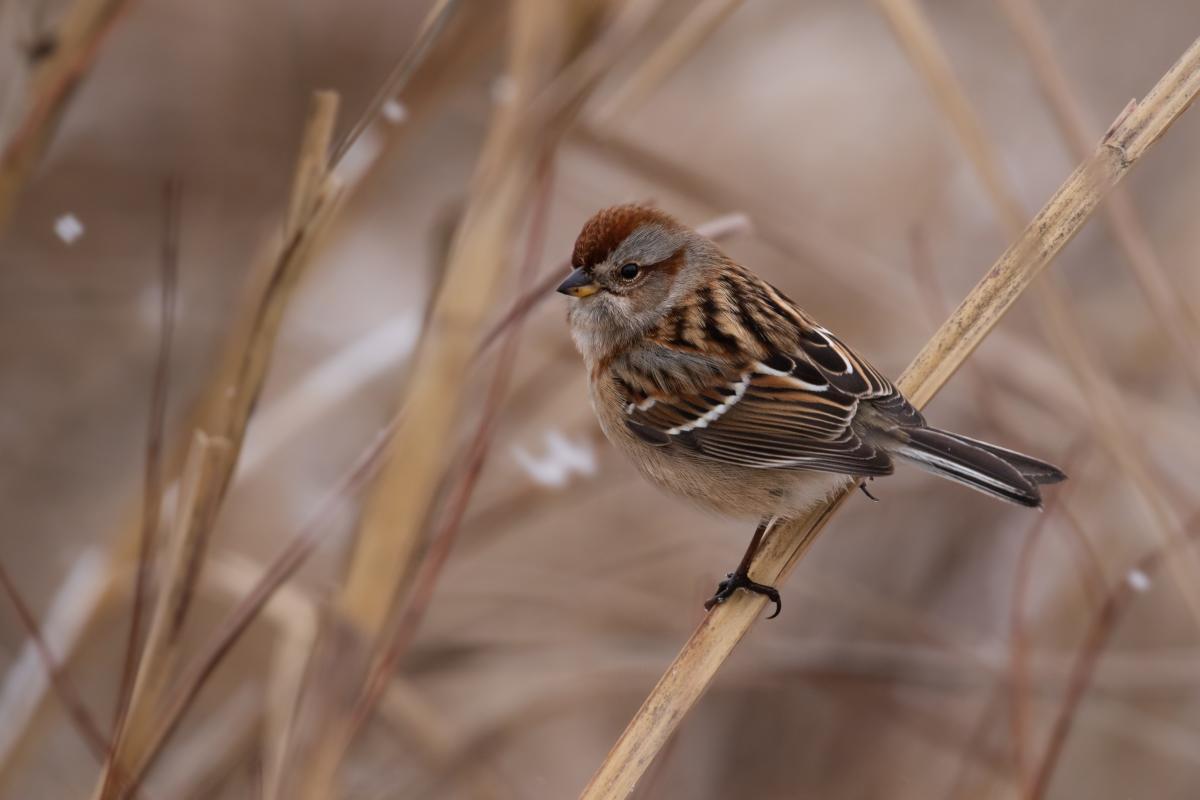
[98,432,232,799]
[50,6,456,734]
[0,0,134,231]
[871,0,1200,628]
[0,92,347,791]
[5,14,455,779]
[593,0,745,122]
[580,33,1200,800]
[115,177,181,740]
[994,0,1200,397]
[90,90,343,800]
[348,158,556,741]
[274,3,651,796]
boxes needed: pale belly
[591,380,852,519]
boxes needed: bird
[557,204,1066,618]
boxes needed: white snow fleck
[54,214,84,244]
[1126,569,1151,592]
[332,125,384,187]
[511,430,596,488]
[381,99,407,124]
[491,75,518,107]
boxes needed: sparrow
[558,205,1065,617]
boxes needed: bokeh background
[2,0,1200,798]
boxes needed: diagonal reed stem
[871,0,1200,635]
[580,33,1200,800]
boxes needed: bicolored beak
[556,268,600,298]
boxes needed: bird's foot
[703,572,782,619]
[858,479,879,501]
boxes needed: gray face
[567,223,695,356]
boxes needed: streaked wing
[624,351,895,476]
[619,266,925,476]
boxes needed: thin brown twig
[329,0,462,167]
[580,34,1200,800]
[0,561,108,760]
[1029,511,1200,799]
[1006,474,1077,796]
[593,0,746,123]
[114,178,181,737]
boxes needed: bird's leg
[704,517,782,619]
[858,479,879,501]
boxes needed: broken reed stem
[211,92,342,467]
[580,33,1200,800]
[99,432,232,800]
[0,0,134,231]
[593,0,746,123]
[115,178,181,737]
[872,0,1200,630]
[994,0,1200,399]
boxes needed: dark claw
[703,572,783,619]
[858,480,879,501]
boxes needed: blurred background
[2,0,1200,797]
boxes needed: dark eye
[619,262,640,280]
